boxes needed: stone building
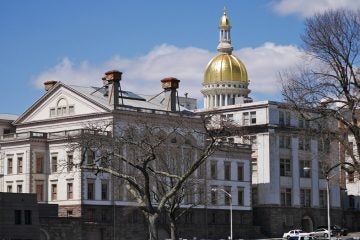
[197,8,346,237]
[0,70,254,239]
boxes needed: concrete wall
[0,193,40,240]
[41,205,261,240]
[253,206,343,238]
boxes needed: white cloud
[33,44,212,99]
[32,43,304,102]
[272,0,360,18]
[235,42,304,97]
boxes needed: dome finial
[217,7,233,54]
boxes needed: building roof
[69,84,189,112]
[0,114,18,121]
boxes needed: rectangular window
[87,182,95,200]
[67,183,73,199]
[3,128,11,134]
[87,150,95,165]
[14,210,22,224]
[67,154,74,172]
[7,158,13,174]
[224,162,231,180]
[24,210,32,225]
[279,135,285,148]
[285,112,291,126]
[36,183,44,202]
[243,112,249,125]
[197,184,205,204]
[211,186,217,205]
[298,118,304,128]
[279,111,284,125]
[67,210,73,217]
[224,186,231,205]
[51,184,57,200]
[101,182,108,200]
[237,164,244,181]
[299,137,304,150]
[69,105,75,114]
[300,160,311,178]
[305,137,311,151]
[300,189,311,207]
[280,158,291,177]
[51,155,57,173]
[250,111,256,124]
[319,190,327,208]
[7,185,12,192]
[17,184,22,193]
[198,164,206,179]
[210,161,217,179]
[280,135,291,149]
[36,154,44,173]
[281,188,292,206]
[185,187,194,204]
[237,187,244,206]
[50,108,55,117]
[17,157,23,173]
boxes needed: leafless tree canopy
[281,9,360,170]
[68,115,221,240]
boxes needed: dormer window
[50,98,75,117]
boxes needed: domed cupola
[202,7,251,109]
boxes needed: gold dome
[203,53,248,84]
[219,8,230,29]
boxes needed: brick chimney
[44,80,57,91]
[161,77,180,112]
[103,70,122,108]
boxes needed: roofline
[14,82,111,125]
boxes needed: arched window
[50,98,75,117]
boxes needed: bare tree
[69,114,221,240]
[281,9,360,173]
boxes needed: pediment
[15,83,110,124]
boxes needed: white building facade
[0,72,254,239]
[198,9,345,237]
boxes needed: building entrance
[301,216,314,233]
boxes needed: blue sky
[1,0,359,115]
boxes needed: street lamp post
[325,162,355,240]
[211,188,233,240]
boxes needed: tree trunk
[170,219,177,240]
[147,213,159,240]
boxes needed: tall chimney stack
[161,77,180,112]
[44,80,58,91]
[103,70,122,108]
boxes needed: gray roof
[0,114,18,121]
[69,84,190,112]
